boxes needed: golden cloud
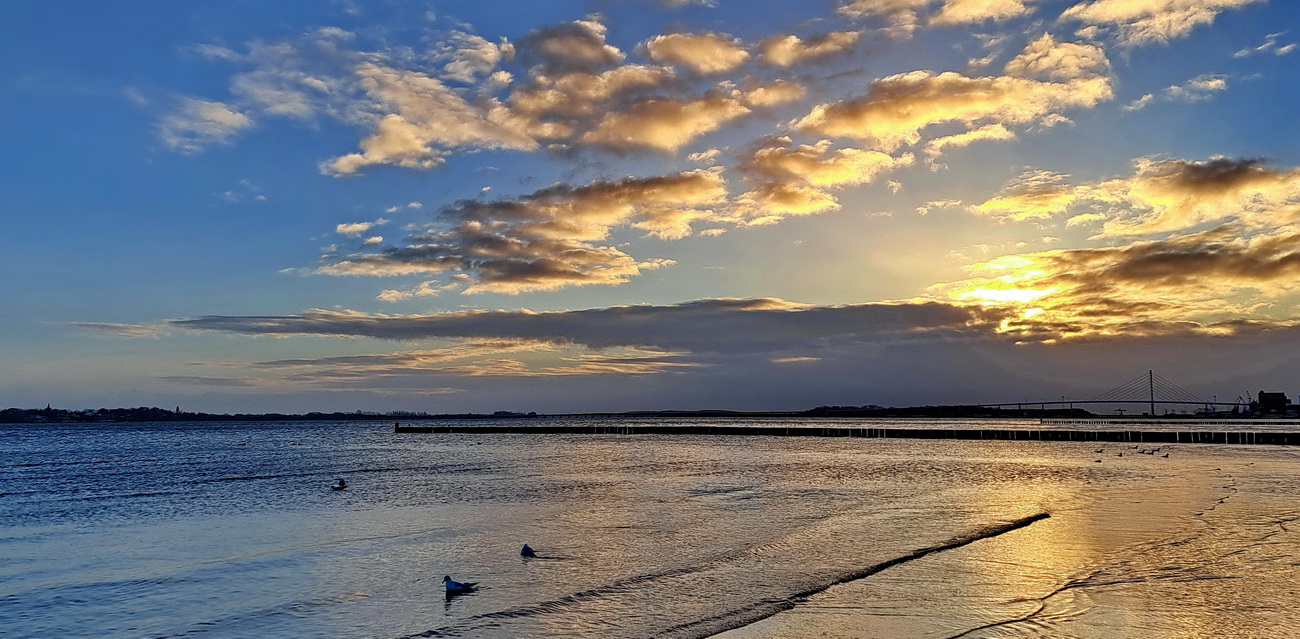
[838,0,1043,32]
[932,0,1039,25]
[736,137,915,223]
[315,170,728,293]
[325,63,543,175]
[836,0,931,35]
[742,138,913,187]
[938,224,1300,339]
[758,31,862,67]
[972,169,1080,220]
[924,123,1016,158]
[644,32,750,74]
[970,156,1300,234]
[743,80,806,107]
[508,64,677,119]
[579,93,751,152]
[1097,157,1300,236]
[797,37,1111,150]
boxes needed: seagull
[443,575,478,593]
[521,544,537,558]
[1095,449,1104,453]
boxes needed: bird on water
[443,575,478,593]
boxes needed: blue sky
[4,0,1299,413]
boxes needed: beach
[3,419,1298,638]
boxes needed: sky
[3,0,1299,414]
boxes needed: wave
[659,512,1052,639]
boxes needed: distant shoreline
[4,404,1286,424]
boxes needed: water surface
[3,419,1297,637]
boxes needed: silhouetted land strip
[394,423,1300,445]
[2,405,1092,423]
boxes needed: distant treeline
[2,404,1095,424]
[0,406,439,424]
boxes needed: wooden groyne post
[393,424,1300,445]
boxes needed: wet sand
[715,444,1300,638]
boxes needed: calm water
[3,418,1298,638]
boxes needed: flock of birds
[1093,444,1171,463]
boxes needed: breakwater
[394,423,1300,445]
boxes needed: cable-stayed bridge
[977,370,1249,415]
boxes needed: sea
[3,418,1299,638]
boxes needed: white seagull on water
[443,575,478,593]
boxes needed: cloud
[1096,157,1300,236]
[971,169,1081,220]
[578,92,751,152]
[325,63,543,176]
[504,64,678,144]
[432,31,515,84]
[516,19,624,72]
[1122,75,1226,111]
[836,0,932,34]
[688,148,722,165]
[736,136,915,223]
[968,157,1300,235]
[932,0,1040,25]
[923,123,1016,158]
[1123,93,1155,111]
[170,297,1002,354]
[157,98,253,154]
[772,356,821,363]
[1061,0,1266,46]
[939,224,1300,339]
[915,199,965,216]
[1002,33,1110,82]
[314,169,728,292]
[376,279,459,302]
[741,138,913,188]
[758,31,862,67]
[336,218,388,237]
[161,376,268,387]
[1234,32,1296,58]
[797,36,1111,151]
[644,32,749,74]
[1164,74,1228,101]
[65,322,166,338]
[226,43,346,120]
[241,339,699,382]
[837,0,1043,33]
[215,178,266,203]
[743,81,806,107]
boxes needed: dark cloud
[1045,225,1300,290]
[316,170,725,293]
[171,298,1004,354]
[516,20,624,73]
